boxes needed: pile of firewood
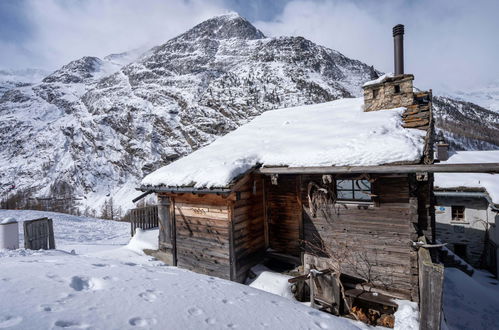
[351,306,394,328]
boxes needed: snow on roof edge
[362,73,394,87]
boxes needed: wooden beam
[258,163,499,175]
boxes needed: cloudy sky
[1,0,497,91]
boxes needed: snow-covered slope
[0,209,408,330]
[0,68,49,97]
[0,13,497,215]
[433,96,499,150]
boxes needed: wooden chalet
[138,71,434,300]
[135,24,499,328]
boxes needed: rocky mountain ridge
[1,13,497,215]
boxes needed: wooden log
[259,163,499,174]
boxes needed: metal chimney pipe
[393,24,404,75]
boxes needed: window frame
[451,205,465,221]
[335,179,373,203]
[394,84,401,94]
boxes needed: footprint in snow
[38,304,56,312]
[53,320,89,329]
[308,310,331,319]
[0,315,23,329]
[187,307,204,316]
[205,317,217,325]
[314,321,329,329]
[128,317,157,327]
[91,263,110,268]
[69,276,104,291]
[138,290,157,302]
[221,299,234,305]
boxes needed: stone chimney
[435,132,449,161]
[363,74,414,112]
[363,24,415,112]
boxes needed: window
[372,88,379,98]
[394,84,401,93]
[336,179,372,202]
[451,206,465,221]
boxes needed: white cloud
[254,0,499,92]
[2,0,498,92]
[5,0,227,71]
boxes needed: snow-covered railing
[126,205,159,237]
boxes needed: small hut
[138,64,435,299]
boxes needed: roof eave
[258,163,499,175]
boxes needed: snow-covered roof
[435,150,499,204]
[141,98,426,189]
[362,73,394,87]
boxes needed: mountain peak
[177,13,265,41]
[43,56,103,84]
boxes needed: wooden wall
[156,170,427,301]
[302,174,419,301]
[166,193,232,280]
[262,174,420,301]
[231,173,266,282]
[265,175,302,256]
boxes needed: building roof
[435,150,499,204]
[141,97,426,190]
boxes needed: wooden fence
[418,237,444,330]
[128,205,159,236]
[23,218,55,250]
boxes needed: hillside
[1,13,497,215]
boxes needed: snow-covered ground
[5,209,496,329]
[0,210,373,330]
[443,268,499,330]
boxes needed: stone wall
[363,74,414,112]
[435,194,492,267]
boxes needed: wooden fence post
[418,237,444,330]
[48,218,55,249]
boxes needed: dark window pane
[451,206,465,221]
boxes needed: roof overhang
[137,186,232,194]
[258,163,499,175]
[434,190,499,211]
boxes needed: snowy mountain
[1,13,497,215]
[449,81,499,113]
[433,96,499,150]
[0,68,49,97]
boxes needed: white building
[434,149,499,276]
